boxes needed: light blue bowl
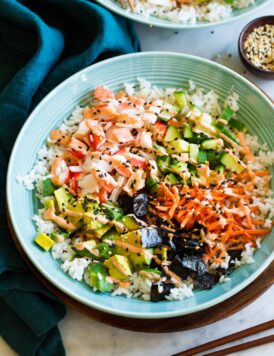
[96,0,272,30]
[7,53,274,319]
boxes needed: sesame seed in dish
[243,24,274,72]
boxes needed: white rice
[61,258,90,281]
[117,0,254,24]
[19,78,273,301]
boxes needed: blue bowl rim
[95,0,272,30]
[6,52,274,319]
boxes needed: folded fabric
[0,0,140,355]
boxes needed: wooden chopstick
[173,320,274,356]
[203,334,274,356]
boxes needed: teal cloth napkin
[0,0,140,355]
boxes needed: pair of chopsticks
[173,320,274,356]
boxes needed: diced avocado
[174,91,189,109]
[229,118,246,131]
[221,107,234,121]
[102,228,120,241]
[220,153,246,173]
[189,144,199,161]
[140,268,161,279]
[95,224,112,238]
[153,144,168,156]
[86,218,104,231]
[35,232,54,251]
[89,262,113,292]
[183,124,193,139]
[168,159,190,179]
[158,110,173,122]
[120,230,141,245]
[97,242,113,259]
[164,173,178,185]
[116,231,153,270]
[201,139,222,150]
[54,187,73,210]
[168,139,190,153]
[102,202,124,221]
[154,246,168,260]
[73,240,98,259]
[216,164,225,174]
[50,230,70,242]
[42,178,57,197]
[104,255,132,281]
[130,249,153,270]
[164,125,181,142]
[197,149,207,164]
[120,215,140,231]
[44,197,55,210]
[156,155,171,173]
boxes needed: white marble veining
[1,2,273,355]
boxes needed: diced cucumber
[164,125,181,142]
[197,150,207,164]
[120,215,140,231]
[221,107,234,121]
[35,232,54,251]
[183,124,193,139]
[220,153,246,173]
[50,231,70,242]
[206,150,218,165]
[168,159,189,179]
[158,111,173,122]
[216,164,225,174]
[89,262,113,292]
[149,183,159,194]
[163,102,181,113]
[188,133,209,144]
[102,202,124,221]
[174,91,189,108]
[146,177,159,189]
[165,173,178,185]
[168,139,190,153]
[229,118,246,131]
[156,156,171,173]
[153,144,168,156]
[189,144,199,161]
[42,178,56,197]
[215,124,240,145]
[201,139,222,150]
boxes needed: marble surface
[1,2,274,355]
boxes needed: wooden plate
[6,209,274,333]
